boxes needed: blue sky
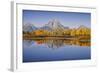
[23,10,91,28]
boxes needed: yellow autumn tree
[70,29,76,36]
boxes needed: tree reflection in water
[23,38,90,49]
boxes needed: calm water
[23,39,91,62]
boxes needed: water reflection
[23,39,90,49]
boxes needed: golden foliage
[24,27,90,37]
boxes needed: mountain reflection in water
[23,39,90,49]
[23,38,91,62]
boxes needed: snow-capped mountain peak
[23,23,37,32]
[45,19,64,30]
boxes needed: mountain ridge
[23,19,89,32]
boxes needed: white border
[11,2,97,71]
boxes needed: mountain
[77,25,89,30]
[39,25,51,30]
[23,19,71,32]
[47,19,64,30]
[23,23,37,32]
[64,27,70,29]
[40,19,64,31]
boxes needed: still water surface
[23,39,91,62]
